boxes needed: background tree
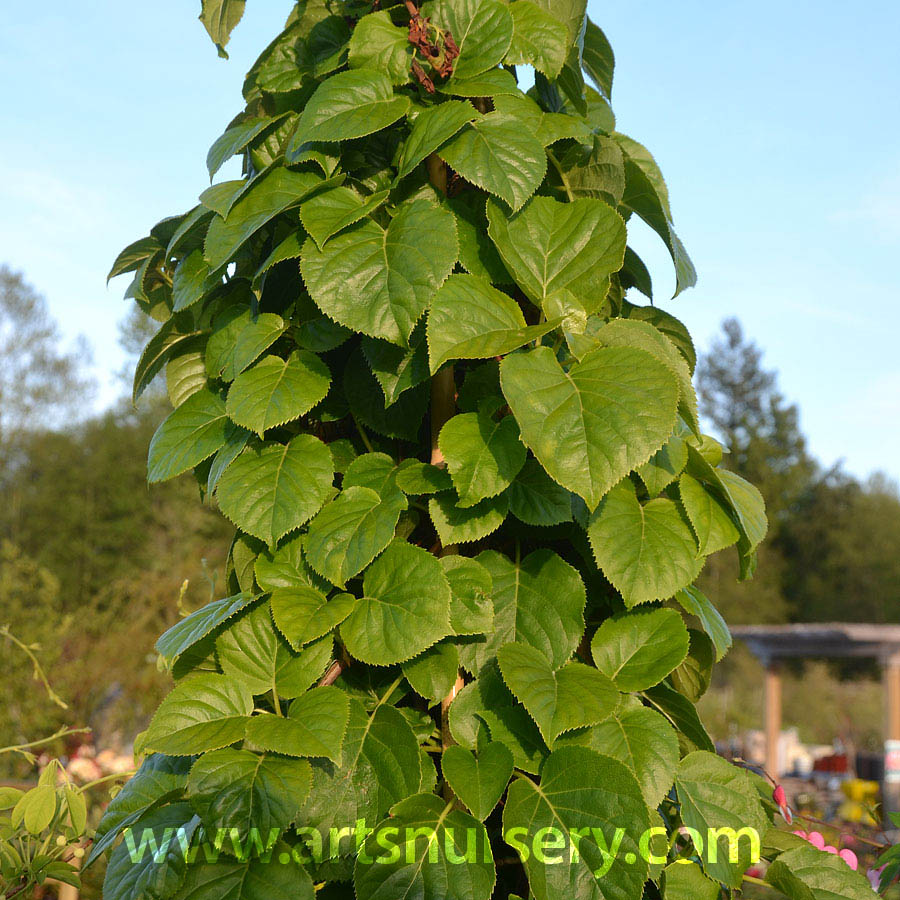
[0,265,92,449]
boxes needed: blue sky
[2,2,898,481]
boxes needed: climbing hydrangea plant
[94,1,880,898]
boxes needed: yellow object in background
[838,779,880,824]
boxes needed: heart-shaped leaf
[501,346,679,509]
[591,608,690,691]
[216,435,334,547]
[442,743,514,820]
[301,199,458,345]
[225,351,331,435]
[497,642,618,743]
[587,480,703,606]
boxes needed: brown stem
[429,366,455,467]
[318,659,345,687]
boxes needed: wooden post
[765,662,782,779]
[883,654,900,819]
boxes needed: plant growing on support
[92,1,880,898]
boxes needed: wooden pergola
[732,624,900,811]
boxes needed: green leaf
[686,446,768,551]
[397,102,483,181]
[460,549,585,672]
[487,195,626,307]
[678,472,740,554]
[587,480,703,607]
[497,642,617,743]
[301,199,457,345]
[108,235,160,281]
[508,458,573,526]
[207,425,251,497]
[217,601,333,698]
[432,0,514,80]
[582,19,615,99]
[255,533,331,594]
[675,751,769,888]
[354,793,496,900]
[147,388,231,483]
[270,587,355,649]
[616,136,696,297]
[643,682,715,754]
[427,273,558,372]
[103,803,200,900]
[439,411,526,507]
[339,541,452,665]
[675,585,732,661]
[295,69,411,143]
[503,746,650,900]
[91,755,191,865]
[429,491,508,544]
[186,749,311,840]
[546,135,624,206]
[438,113,546,211]
[172,848,314,900]
[636,435,688,497]
[216,435,334,547]
[625,301,696,371]
[344,347,429,439]
[207,115,286,179]
[225,351,331,435]
[505,1,569,78]
[252,231,304,287]
[172,250,217,313]
[205,308,286,382]
[348,11,412,84]
[442,742,513,821]
[558,706,679,807]
[440,67,521,98]
[442,555,494,635]
[245,686,350,763]
[591,608,690,691]
[199,0,245,57]
[766,845,879,900]
[403,641,460,703]
[493,94,594,148]
[343,451,404,496]
[301,700,423,857]
[15,785,56,835]
[204,167,329,270]
[156,592,258,664]
[362,327,430,405]
[670,628,715,701]
[594,317,700,435]
[199,180,244,218]
[306,486,406,587]
[450,661,547,773]
[142,674,252,756]
[662,861,719,900]
[133,320,205,404]
[396,459,454,495]
[166,342,208,408]
[445,193,512,284]
[299,186,390,250]
[501,346,679,509]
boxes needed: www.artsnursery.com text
[120,820,762,877]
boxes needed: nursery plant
[93,1,880,898]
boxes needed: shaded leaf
[587,480,702,607]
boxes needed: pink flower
[791,831,858,870]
